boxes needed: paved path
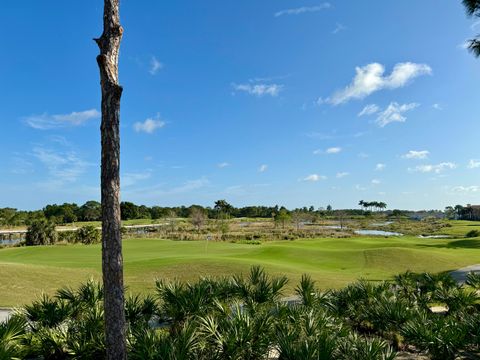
[0,308,12,323]
[450,264,480,284]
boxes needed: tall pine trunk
[95,1,126,358]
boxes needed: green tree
[80,201,101,221]
[25,219,57,246]
[77,225,101,245]
[275,209,291,229]
[121,201,139,220]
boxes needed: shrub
[25,219,57,246]
[76,225,101,245]
[466,229,480,238]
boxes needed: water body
[0,239,22,246]
[418,235,451,239]
[370,221,394,227]
[355,230,403,236]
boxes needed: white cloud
[371,179,381,185]
[122,171,152,187]
[259,164,268,172]
[133,114,166,134]
[409,162,456,174]
[449,185,480,193]
[402,150,430,160]
[432,103,443,110]
[336,172,349,178]
[332,23,346,34]
[275,3,331,17]
[32,147,91,184]
[217,162,230,168]
[355,184,367,191]
[328,62,432,105]
[326,147,342,154]
[376,102,419,127]
[313,147,342,155]
[375,163,386,171]
[303,174,327,182]
[24,109,100,130]
[149,56,163,75]
[358,104,380,117]
[468,159,480,169]
[233,83,283,97]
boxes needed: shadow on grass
[419,239,480,249]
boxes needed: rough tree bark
[94,1,126,359]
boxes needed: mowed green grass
[1,236,480,307]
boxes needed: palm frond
[467,38,480,57]
[463,0,480,16]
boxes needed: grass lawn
[1,235,480,307]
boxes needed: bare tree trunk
[95,1,126,359]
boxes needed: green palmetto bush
[0,315,27,360]
[275,306,346,360]
[401,313,469,360]
[335,334,396,360]
[76,225,101,245]
[466,271,480,289]
[4,267,480,359]
[231,265,288,309]
[198,301,274,360]
[25,218,57,246]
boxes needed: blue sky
[1,1,480,210]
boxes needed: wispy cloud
[332,23,346,34]
[358,104,380,117]
[122,171,152,187]
[149,56,163,75]
[336,172,349,178]
[217,162,230,168]
[232,83,283,97]
[258,164,268,172]
[376,102,419,127]
[468,159,480,169]
[274,3,331,17]
[375,163,386,171]
[133,114,165,134]
[449,185,480,193]
[402,150,430,160]
[326,147,342,154]
[432,103,443,110]
[32,146,91,184]
[327,62,432,105]
[10,156,34,175]
[24,109,100,130]
[303,174,327,182]
[371,179,381,185]
[314,147,342,155]
[409,162,456,174]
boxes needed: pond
[370,221,394,227]
[354,230,403,236]
[0,239,22,246]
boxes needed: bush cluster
[3,268,480,359]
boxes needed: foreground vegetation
[2,266,480,359]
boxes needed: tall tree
[463,0,480,56]
[95,0,126,358]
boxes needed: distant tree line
[0,199,402,227]
[445,204,480,221]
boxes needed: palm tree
[94,0,126,358]
[25,219,57,246]
[463,0,480,56]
